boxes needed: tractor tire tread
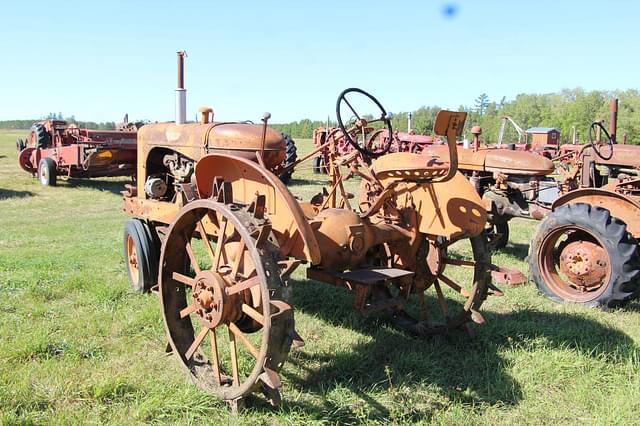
[529,203,640,309]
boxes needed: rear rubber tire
[278,133,297,184]
[124,219,159,293]
[38,157,57,186]
[529,203,640,309]
[31,123,49,149]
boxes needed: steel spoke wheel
[371,234,490,336]
[159,199,294,406]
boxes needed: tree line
[271,88,640,145]
[0,113,118,130]
[3,88,638,145]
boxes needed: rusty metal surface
[536,223,613,303]
[558,240,608,288]
[490,265,527,287]
[124,84,498,408]
[371,152,449,181]
[159,199,294,405]
[194,153,321,264]
[423,145,555,176]
[552,188,640,238]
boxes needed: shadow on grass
[0,155,6,159]
[268,279,635,422]
[60,178,131,195]
[498,242,530,260]
[286,177,329,187]
[0,188,35,200]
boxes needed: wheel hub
[192,270,240,327]
[559,240,608,290]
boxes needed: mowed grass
[1,129,640,425]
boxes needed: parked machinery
[16,118,139,186]
[123,83,500,408]
[311,126,436,173]
[528,117,640,308]
[424,102,640,308]
[422,127,557,249]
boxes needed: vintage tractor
[528,119,640,308]
[16,118,139,186]
[123,86,496,408]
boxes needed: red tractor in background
[311,126,437,173]
[16,118,140,186]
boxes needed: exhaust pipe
[175,51,187,124]
[609,98,618,144]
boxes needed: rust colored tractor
[527,119,640,308]
[16,118,139,186]
[123,85,498,408]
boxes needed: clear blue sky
[1,0,638,123]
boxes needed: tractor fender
[552,188,640,238]
[18,147,37,173]
[195,153,321,265]
[385,172,487,239]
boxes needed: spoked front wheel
[159,199,296,406]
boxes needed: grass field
[1,130,639,425]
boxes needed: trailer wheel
[278,133,297,184]
[312,156,322,174]
[123,219,159,293]
[312,155,329,174]
[529,203,640,309]
[38,158,57,186]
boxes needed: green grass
[1,130,639,425]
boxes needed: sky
[1,0,639,124]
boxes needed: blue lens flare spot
[442,3,459,19]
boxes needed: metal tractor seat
[371,152,449,182]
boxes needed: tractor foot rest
[307,267,414,287]
[307,267,413,313]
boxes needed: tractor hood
[560,144,640,169]
[138,121,285,169]
[422,145,555,176]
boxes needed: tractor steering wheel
[588,121,614,161]
[336,88,393,158]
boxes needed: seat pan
[371,152,449,181]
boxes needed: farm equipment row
[121,56,502,408]
[12,51,639,410]
[307,97,640,309]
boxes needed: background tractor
[527,119,640,308]
[310,126,436,174]
[16,118,139,186]
[123,84,498,408]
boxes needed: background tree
[475,93,489,116]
